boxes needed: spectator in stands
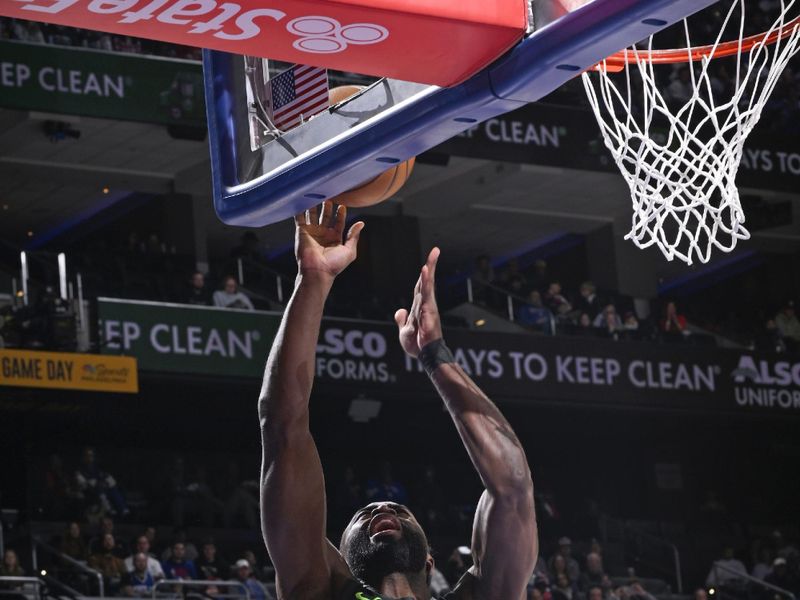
[705,546,748,588]
[233,559,269,600]
[619,581,658,600]
[622,312,639,332]
[552,572,580,600]
[579,552,607,591]
[471,255,496,307]
[572,312,596,337]
[160,530,198,562]
[89,516,126,557]
[124,535,164,580]
[548,553,566,582]
[499,258,528,290]
[549,537,581,582]
[660,301,688,339]
[751,547,773,581]
[588,585,605,600]
[365,461,409,504]
[764,557,795,593]
[775,301,800,351]
[0,548,25,599]
[242,550,271,583]
[1,549,24,577]
[768,530,797,560]
[545,282,573,315]
[123,553,155,597]
[88,533,127,594]
[161,542,197,580]
[75,447,129,517]
[528,585,546,600]
[185,271,212,306]
[593,304,623,336]
[213,276,254,310]
[196,541,228,581]
[143,527,159,556]
[60,521,88,562]
[518,290,553,332]
[576,282,602,319]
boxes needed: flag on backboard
[269,64,329,131]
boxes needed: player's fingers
[293,212,305,226]
[320,200,333,227]
[394,309,408,329]
[421,265,432,298]
[427,247,440,283]
[410,291,422,320]
[308,204,319,225]
[334,204,347,235]
[344,221,365,250]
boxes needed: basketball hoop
[582,0,800,265]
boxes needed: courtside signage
[97,298,800,414]
[0,0,526,86]
[0,349,138,393]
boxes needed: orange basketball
[328,85,415,208]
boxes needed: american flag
[269,64,329,131]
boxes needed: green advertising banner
[0,40,204,126]
[98,298,800,415]
[97,298,279,378]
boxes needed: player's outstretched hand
[294,202,364,280]
[394,247,443,358]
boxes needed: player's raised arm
[394,248,538,600]
[259,202,363,599]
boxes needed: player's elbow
[259,399,310,448]
[490,467,533,500]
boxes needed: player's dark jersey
[338,578,456,600]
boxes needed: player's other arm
[259,202,363,599]
[394,249,537,600]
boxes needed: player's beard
[344,520,429,589]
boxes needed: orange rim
[594,15,800,72]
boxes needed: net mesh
[582,0,800,265]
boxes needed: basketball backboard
[205,0,719,227]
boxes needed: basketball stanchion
[583,0,800,265]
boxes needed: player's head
[340,501,433,589]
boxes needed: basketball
[328,85,415,208]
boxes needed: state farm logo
[288,17,389,54]
[17,0,389,49]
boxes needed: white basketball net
[582,0,800,265]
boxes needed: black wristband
[418,338,454,376]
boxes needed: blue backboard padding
[204,0,718,228]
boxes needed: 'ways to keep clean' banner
[0,39,204,126]
[97,298,800,414]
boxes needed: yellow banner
[0,349,138,394]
